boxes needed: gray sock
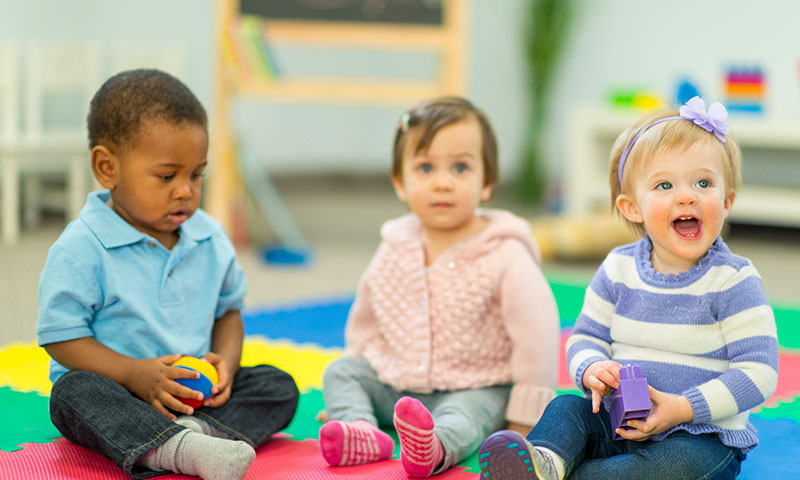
[137,429,255,480]
[175,415,236,440]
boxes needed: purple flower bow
[679,96,730,143]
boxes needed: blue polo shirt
[37,190,247,383]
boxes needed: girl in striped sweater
[479,97,779,480]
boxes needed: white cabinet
[564,108,800,227]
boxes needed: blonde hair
[609,110,742,234]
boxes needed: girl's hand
[200,352,234,408]
[614,386,694,441]
[505,423,532,436]
[582,360,622,413]
[125,354,203,420]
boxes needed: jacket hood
[380,208,541,264]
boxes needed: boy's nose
[173,180,193,200]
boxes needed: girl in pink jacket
[319,96,560,477]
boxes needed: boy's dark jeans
[50,365,299,479]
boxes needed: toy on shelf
[725,67,765,114]
[171,356,219,409]
[609,363,652,441]
[675,78,701,107]
[608,89,664,110]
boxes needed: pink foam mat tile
[0,437,479,480]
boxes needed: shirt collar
[80,190,213,249]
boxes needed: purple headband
[617,96,730,185]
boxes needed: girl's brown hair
[392,96,498,187]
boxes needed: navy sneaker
[478,430,559,480]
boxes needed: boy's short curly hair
[392,96,498,187]
[87,69,207,151]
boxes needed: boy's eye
[656,182,672,191]
[696,179,710,188]
[158,174,175,181]
[452,162,469,173]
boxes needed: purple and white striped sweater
[566,236,778,452]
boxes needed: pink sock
[318,420,395,466]
[393,396,444,478]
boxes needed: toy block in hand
[609,363,651,440]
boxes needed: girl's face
[104,120,208,249]
[392,116,493,237]
[616,141,735,274]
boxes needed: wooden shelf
[564,108,800,228]
[237,77,441,105]
[208,0,467,234]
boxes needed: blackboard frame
[239,0,444,25]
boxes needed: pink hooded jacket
[344,209,560,426]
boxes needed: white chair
[19,43,102,232]
[0,42,20,245]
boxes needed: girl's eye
[192,172,206,180]
[416,163,433,173]
[452,162,469,173]
[158,174,175,181]
[656,181,672,190]
[697,179,710,188]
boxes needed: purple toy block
[609,363,651,440]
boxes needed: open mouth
[672,216,702,238]
[167,208,190,225]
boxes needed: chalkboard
[240,0,443,25]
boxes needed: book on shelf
[222,15,279,86]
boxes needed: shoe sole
[478,430,537,479]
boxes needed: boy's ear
[91,146,117,189]
[391,175,408,202]
[615,193,643,224]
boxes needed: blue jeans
[50,366,299,479]
[527,395,745,480]
[322,356,510,474]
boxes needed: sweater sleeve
[682,267,779,423]
[500,242,559,426]
[565,260,616,394]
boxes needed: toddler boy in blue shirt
[36,69,298,480]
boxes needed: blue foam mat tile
[243,297,353,348]
[738,417,800,479]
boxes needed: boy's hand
[200,352,234,408]
[615,386,694,441]
[582,360,622,413]
[126,354,203,420]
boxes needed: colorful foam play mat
[1,277,798,479]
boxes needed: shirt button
[447,261,456,269]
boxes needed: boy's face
[105,120,208,247]
[617,141,735,274]
[392,116,493,235]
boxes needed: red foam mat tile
[0,437,478,479]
